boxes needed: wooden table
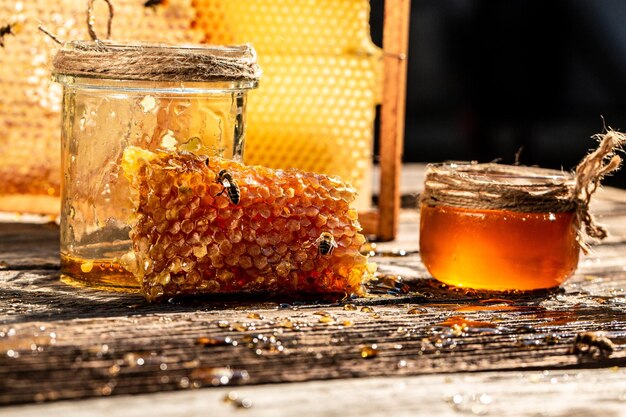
[1,165,626,416]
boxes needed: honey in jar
[419,163,581,291]
[420,205,579,291]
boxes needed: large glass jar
[53,42,260,290]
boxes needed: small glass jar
[419,163,580,291]
[53,42,260,290]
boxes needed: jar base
[427,274,566,292]
[60,255,140,293]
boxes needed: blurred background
[370,0,626,188]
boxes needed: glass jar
[419,163,580,291]
[53,42,260,290]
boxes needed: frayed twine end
[574,129,626,254]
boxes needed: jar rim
[426,162,575,186]
[52,74,258,93]
[61,41,254,57]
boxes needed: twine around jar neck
[419,163,577,213]
[52,42,262,83]
[420,130,626,253]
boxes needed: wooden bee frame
[359,0,411,241]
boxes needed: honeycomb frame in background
[0,0,202,214]
[192,0,411,239]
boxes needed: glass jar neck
[53,74,258,94]
[427,162,574,187]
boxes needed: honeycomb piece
[191,0,382,210]
[0,0,202,214]
[122,146,375,302]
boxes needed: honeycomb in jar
[121,146,375,302]
[0,0,202,214]
[191,0,382,210]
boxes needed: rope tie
[86,0,114,41]
[573,130,626,249]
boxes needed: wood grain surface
[1,178,626,411]
[3,368,626,417]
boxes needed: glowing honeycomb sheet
[192,0,382,210]
[193,0,378,55]
[0,0,201,214]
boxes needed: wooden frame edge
[376,0,411,241]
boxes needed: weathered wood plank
[0,222,59,269]
[2,368,626,417]
[1,185,626,407]
[1,243,625,405]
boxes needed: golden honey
[60,256,139,291]
[420,205,579,291]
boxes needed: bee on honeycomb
[122,146,375,302]
[314,232,338,256]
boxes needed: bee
[144,0,167,10]
[315,232,338,256]
[0,21,22,48]
[569,331,615,358]
[215,169,240,205]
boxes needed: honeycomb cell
[122,146,375,302]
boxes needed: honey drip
[419,205,580,291]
